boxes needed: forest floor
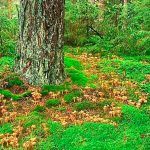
[0,47,150,150]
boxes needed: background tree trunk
[16,0,65,85]
[7,0,12,19]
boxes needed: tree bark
[7,0,12,19]
[16,0,65,85]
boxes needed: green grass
[33,105,46,113]
[5,74,24,88]
[41,84,71,95]
[66,68,88,87]
[42,105,149,150]
[74,101,95,111]
[0,56,14,72]
[0,89,31,101]
[46,99,61,108]
[64,90,82,103]
[98,58,150,83]
[65,56,84,71]
[0,123,13,134]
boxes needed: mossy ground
[0,50,149,149]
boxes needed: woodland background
[0,0,150,150]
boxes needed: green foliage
[33,105,45,113]
[65,0,100,46]
[64,90,82,104]
[65,56,83,71]
[140,83,150,93]
[0,6,18,56]
[18,112,46,129]
[98,58,150,82]
[0,89,31,101]
[0,123,13,134]
[38,121,63,150]
[0,56,14,72]
[65,0,150,56]
[46,99,61,108]
[74,101,95,111]
[49,105,149,150]
[51,123,121,150]
[5,74,24,88]
[41,84,70,96]
[66,68,88,87]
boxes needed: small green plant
[0,123,13,134]
[5,74,24,88]
[0,57,14,72]
[41,84,70,96]
[74,101,95,111]
[46,99,61,108]
[65,57,83,71]
[0,89,31,101]
[66,68,88,87]
[64,90,82,103]
[96,100,113,109]
[33,105,45,112]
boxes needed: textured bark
[16,0,65,85]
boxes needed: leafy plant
[74,101,95,111]
[33,105,45,113]
[0,123,13,134]
[0,89,31,101]
[66,68,88,87]
[64,90,82,103]
[46,99,61,108]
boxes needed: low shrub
[65,57,83,71]
[33,105,45,113]
[5,74,24,88]
[41,84,70,96]
[66,68,88,87]
[46,99,61,108]
[0,89,31,101]
[0,123,13,134]
[64,90,82,103]
[74,101,95,111]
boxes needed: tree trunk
[16,0,65,85]
[7,0,12,19]
[123,0,128,28]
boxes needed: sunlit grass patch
[0,89,31,101]
[66,68,88,87]
[65,56,84,71]
[0,123,13,134]
[46,99,61,108]
[41,84,70,95]
[64,90,82,103]
[98,58,150,82]
[74,101,95,111]
[0,57,14,72]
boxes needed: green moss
[66,68,88,87]
[17,112,46,129]
[0,123,13,134]
[98,58,150,83]
[41,84,70,96]
[50,105,150,150]
[5,74,24,88]
[0,89,31,101]
[33,105,45,112]
[74,101,95,111]
[140,83,150,93]
[64,90,82,103]
[65,56,83,71]
[0,57,14,72]
[96,100,113,109]
[46,99,61,108]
